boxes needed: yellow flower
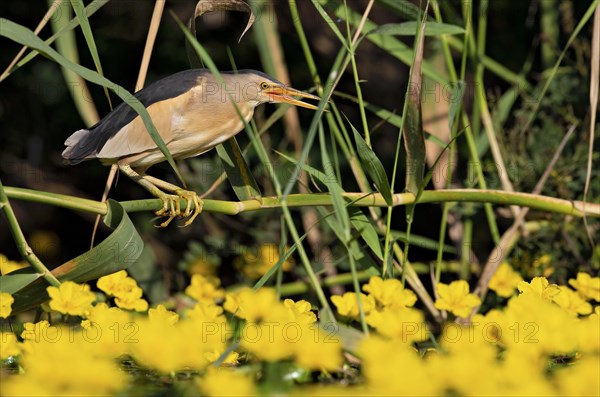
[488,262,523,297]
[555,356,600,397]
[83,302,130,325]
[97,270,131,296]
[185,274,225,303]
[186,256,217,277]
[552,286,592,316]
[97,271,149,311]
[240,317,295,362]
[224,287,280,322]
[148,304,179,325]
[198,367,256,397]
[494,350,556,396]
[532,253,552,268]
[366,307,429,343]
[428,342,504,396]
[292,325,342,370]
[577,311,600,353]
[3,332,127,396]
[178,318,228,370]
[358,336,441,396]
[130,312,228,373]
[47,281,96,316]
[0,254,28,275]
[362,276,417,308]
[21,320,60,344]
[331,292,375,318]
[129,319,189,373]
[568,272,600,302]
[81,303,131,357]
[0,332,21,359]
[284,299,316,325]
[114,286,148,312]
[518,277,560,301]
[234,243,294,280]
[186,301,226,324]
[506,291,579,354]
[0,291,14,318]
[434,280,481,318]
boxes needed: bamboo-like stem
[0,181,61,287]
[135,0,165,91]
[5,186,598,218]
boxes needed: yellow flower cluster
[325,273,600,396]
[185,274,225,303]
[1,271,598,396]
[3,330,127,396]
[332,276,427,343]
[225,287,342,370]
[488,262,523,297]
[97,270,149,311]
[47,281,96,316]
[434,279,481,318]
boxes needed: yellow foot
[175,189,204,227]
[153,189,204,228]
[154,193,182,228]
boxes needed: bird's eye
[260,82,269,90]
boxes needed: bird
[62,69,321,227]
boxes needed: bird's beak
[266,86,322,110]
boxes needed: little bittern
[63,69,320,226]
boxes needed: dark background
[1,1,597,295]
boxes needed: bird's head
[236,70,322,110]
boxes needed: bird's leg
[118,164,182,227]
[141,175,204,226]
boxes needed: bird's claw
[154,194,181,228]
[154,190,203,228]
[175,189,204,227]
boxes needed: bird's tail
[62,128,94,164]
